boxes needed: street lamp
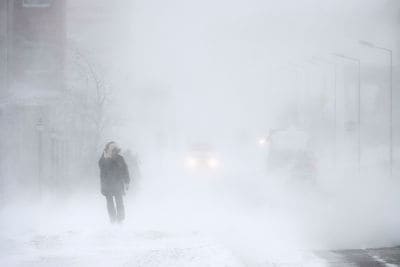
[310,57,338,169]
[359,40,393,177]
[36,118,44,196]
[333,53,362,175]
[284,64,308,126]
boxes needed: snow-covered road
[3,224,400,267]
[0,227,329,267]
[1,174,399,267]
[1,228,241,266]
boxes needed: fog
[0,0,400,266]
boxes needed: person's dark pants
[105,194,125,223]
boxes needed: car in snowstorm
[262,128,317,181]
[184,144,220,171]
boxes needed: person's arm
[98,156,106,194]
[120,156,130,185]
[98,157,104,179]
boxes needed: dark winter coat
[98,154,130,196]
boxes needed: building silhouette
[0,0,67,198]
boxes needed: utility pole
[310,57,337,169]
[359,40,393,177]
[36,118,44,197]
[333,53,362,175]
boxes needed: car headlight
[185,157,197,168]
[258,138,267,146]
[207,158,218,168]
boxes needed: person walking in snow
[98,141,130,223]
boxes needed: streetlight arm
[359,40,392,53]
[333,53,360,64]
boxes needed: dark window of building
[23,0,52,8]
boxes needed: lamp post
[284,64,308,126]
[36,118,44,196]
[310,57,338,168]
[359,40,393,177]
[333,53,361,175]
